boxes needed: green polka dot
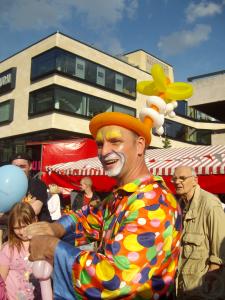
[163,225,173,239]
[80,269,91,285]
[120,285,131,296]
[114,255,130,270]
[146,246,157,261]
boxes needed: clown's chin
[105,165,123,177]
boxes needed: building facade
[1,32,225,165]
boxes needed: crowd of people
[0,111,225,299]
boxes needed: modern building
[1,32,225,166]
[188,70,225,144]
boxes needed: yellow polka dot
[148,208,166,221]
[79,253,89,267]
[137,283,152,298]
[101,289,120,299]
[148,266,158,279]
[123,234,144,251]
[163,236,172,252]
[87,214,99,225]
[167,260,176,273]
[140,184,153,192]
[123,182,138,192]
[122,264,140,281]
[96,260,115,281]
[129,200,145,211]
[167,193,177,208]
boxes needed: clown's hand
[26,221,65,239]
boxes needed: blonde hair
[8,202,36,252]
[49,184,60,194]
[80,177,93,187]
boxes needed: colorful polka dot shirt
[54,175,182,299]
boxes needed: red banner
[41,139,116,192]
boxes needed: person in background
[11,153,52,222]
[171,165,225,300]
[47,184,62,221]
[71,176,101,211]
[27,111,182,299]
[0,202,41,300]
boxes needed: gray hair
[173,165,197,177]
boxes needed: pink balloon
[33,260,53,300]
[33,260,53,279]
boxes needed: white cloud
[0,0,138,31]
[186,1,224,23]
[157,24,212,56]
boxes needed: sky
[0,0,225,82]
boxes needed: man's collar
[116,174,163,193]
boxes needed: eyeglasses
[171,175,193,183]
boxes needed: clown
[26,105,183,299]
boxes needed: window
[115,73,123,92]
[31,48,57,80]
[31,48,136,99]
[87,97,112,117]
[114,103,135,116]
[29,85,135,119]
[29,88,54,115]
[75,58,85,79]
[55,87,86,115]
[0,99,14,124]
[156,119,212,145]
[96,66,105,86]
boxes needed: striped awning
[45,157,104,176]
[45,145,225,176]
[145,145,225,175]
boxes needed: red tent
[41,139,116,193]
[45,144,225,194]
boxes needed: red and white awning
[46,157,104,176]
[45,145,225,176]
[145,145,225,175]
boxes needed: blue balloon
[0,165,28,213]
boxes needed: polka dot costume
[61,175,182,299]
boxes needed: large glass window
[87,97,112,117]
[75,57,86,79]
[31,48,57,80]
[55,87,86,115]
[0,99,14,124]
[157,119,212,145]
[115,73,123,92]
[31,48,136,99]
[29,88,54,114]
[96,66,105,86]
[29,85,136,118]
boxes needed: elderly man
[172,165,225,300]
[27,112,182,299]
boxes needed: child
[0,202,41,300]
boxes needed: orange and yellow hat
[89,112,151,145]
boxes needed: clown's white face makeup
[96,126,139,180]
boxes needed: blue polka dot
[137,193,144,199]
[85,288,101,298]
[111,241,121,255]
[165,221,170,228]
[103,275,120,290]
[152,276,165,291]
[145,204,160,211]
[150,257,157,265]
[138,232,155,247]
[139,267,150,283]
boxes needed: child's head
[8,202,36,250]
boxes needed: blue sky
[0,0,225,81]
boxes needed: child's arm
[0,265,9,281]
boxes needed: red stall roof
[46,145,225,176]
